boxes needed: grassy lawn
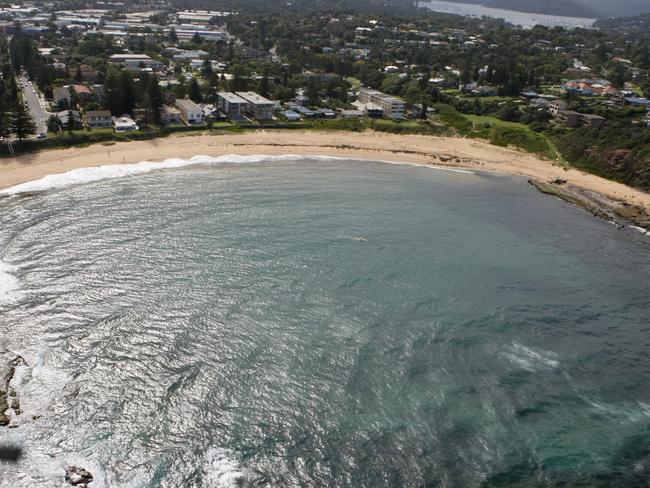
[458,96,517,103]
[346,77,362,90]
[464,114,526,129]
[462,114,562,161]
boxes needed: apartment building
[175,98,203,124]
[217,92,249,118]
[109,54,164,71]
[235,91,274,120]
[358,88,406,118]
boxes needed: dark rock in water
[0,390,9,426]
[65,466,94,486]
[11,398,20,415]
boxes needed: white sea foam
[0,258,20,304]
[586,399,650,423]
[0,154,474,196]
[201,447,247,487]
[503,342,559,371]
[630,225,649,236]
[11,351,73,420]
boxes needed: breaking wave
[201,447,247,487]
[503,342,560,371]
[0,154,473,196]
[0,258,20,304]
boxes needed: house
[113,115,138,131]
[554,110,582,127]
[91,85,105,103]
[317,108,336,119]
[352,100,383,117]
[358,88,405,117]
[109,54,164,71]
[530,98,550,109]
[53,86,71,108]
[85,110,112,128]
[293,95,309,107]
[294,106,317,118]
[217,92,248,118]
[549,101,568,115]
[283,110,301,121]
[580,113,606,127]
[172,50,209,61]
[339,109,364,118]
[71,85,93,104]
[175,98,203,124]
[201,104,218,119]
[234,92,274,120]
[160,105,181,124]
[624,97,650,107]
[56,110,83,129]
[69,64,99,83]
[469,85,498,97]
[521,91,539,99]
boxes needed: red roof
[72,85,91,95]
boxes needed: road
[19,75,48,136]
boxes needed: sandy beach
[1,130,649,223]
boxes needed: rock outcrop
[65,466,94,486]
[0,354,25,427]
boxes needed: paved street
[19,75,48,136]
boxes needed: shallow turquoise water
[0,157,649,487]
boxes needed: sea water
[0,156,649,487]
[420,0,596,29]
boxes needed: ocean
[1,156,649,487]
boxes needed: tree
[146,75,163,124]
[120,71,136,115]
[12,103,36,141]
[612,63,627,90]
[104,70,123,115]
[75,65,82,83]
[47,114,62,133]
[202,59,213,78]
[188,78,202,103]
[168,26,178,43]
[258,66,270,98]
[0,105,11,141]
[67,110,75,132]
[229,65,248,92]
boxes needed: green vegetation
[555,123,650,190]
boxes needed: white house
[175,98,203,124]
[109,54,164,71]
[113,115,138,131]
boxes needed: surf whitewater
[1,156,649,487]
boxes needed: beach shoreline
[1,130,649,229]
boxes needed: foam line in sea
[0,154,474,196]
[0,258,20,304]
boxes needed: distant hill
[596,13,650,32]
[573,0,650,18]
[436,0,650,19]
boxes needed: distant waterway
[1,156,649,486]
[420,0,596,29]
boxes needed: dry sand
[1,130,649,214]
